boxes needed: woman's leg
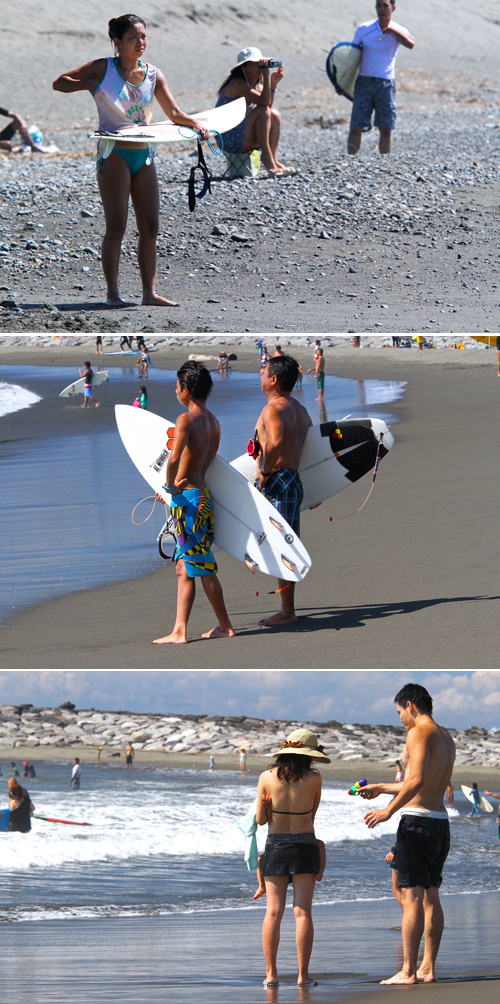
[97,153,132,306]
[268,109,289,171]
[130,161,179,306]
[291,874,316,985]
[241,106,280,173]
[262,876,288,984]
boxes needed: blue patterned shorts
[350,75,397,132]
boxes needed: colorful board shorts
[395,814,450,889]
[316,371,325,389]
[84,384,93,398]
[256,468,304,535]
[350,75,397,132]
[261,833,319,881]
[169,488,218,578]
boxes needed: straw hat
[271,728,331,763]
[232,46,263,70]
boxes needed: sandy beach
[0,894,498,1003]
[1,2,500,332]
[1,336,499,669]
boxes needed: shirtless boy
[153,361,235,645]
[253,355,312,626]
[360,683,455,985]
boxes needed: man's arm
[384,24,415,48]
[364,729,427,829]
[165,413,191,491]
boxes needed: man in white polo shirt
[347,0,414,155]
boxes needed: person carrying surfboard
[358,683,455,985]
[347,1,414,156]
[52,13,209,308]
[78,361,100,408]
[253,355,312,627]
[153,361,235,645]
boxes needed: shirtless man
[153,360,235,645]
[253,355,312,626]
[360,683,455,986]
[307,347,325,401]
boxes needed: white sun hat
[232,47,264,70]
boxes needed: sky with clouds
[1,670,499,730]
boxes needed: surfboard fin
[244,554,259,574]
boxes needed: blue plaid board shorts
[256,468,304,535]
[350,75,397,132]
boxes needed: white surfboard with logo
[115,405,311,582]
[59,371,109,398]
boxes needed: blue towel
[236,798,259,871]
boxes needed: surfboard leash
[187,133,223,212]
[313,435,386,522]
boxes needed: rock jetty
[0,704,498,767]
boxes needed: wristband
[165,485,177,493]
[260,470,272,477]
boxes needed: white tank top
[93,57,156,131]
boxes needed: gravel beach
[1,2,499,333]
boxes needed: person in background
[307,347,325,402]
[23,761,30,777]
[469,782,481,817]
[395,760,404,783]
[496,335,500,377]
[125,742,134,769]
[28,764,36,778]
[484,791,500,843]
[69,758,81,789]
[0,107,53,154]
[347,1,414,156]
[8,777,35,832]
[9,762,19,777]
[79,360,100,408]
[95,335,103,354]
[239,747,247,775]
[209,754,215,770]
[445,783,454,807]
[133,385,149,409]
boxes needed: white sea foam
[0,780,456,874]
[0,381,42,418]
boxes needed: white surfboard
[59,371,109,398]
[115,405,311,581]
[461,786,494,813]
[326,42,362,101]
[92,97,246,160]
[230,419,394,510]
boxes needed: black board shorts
[396,814,450,889]
[261,832,319,881]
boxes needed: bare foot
[253,886,266,900]
[95,402,100,408]
[104,295,129,307]
[298,980,318,987]
[263,977,279,987]
[201,626,236,639]
[142,292,179,307]
[380,972,418,985]
[152,632,187,645]
[258,612,297,627]
[416,969,436,983]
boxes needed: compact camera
[259,59,282,69]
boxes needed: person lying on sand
[215,47,294,176]
[52,13,209,308]
[0,108,54,154]
[153,361,235,645]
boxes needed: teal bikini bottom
[98,148,151,176]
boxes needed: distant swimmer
[125,742,134,769]
[347,1,414,156]
[79,361,100,408]
[153,361,235,644]
[359,683,455,985]
[9,762,19,777]
[8,777,35,833]
[52,14,209,308]
[69,757,82,790]
[252,354,312,627]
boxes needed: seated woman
[256,728,330,988]
[215,47,290,176]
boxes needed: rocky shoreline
[1,703,498,768]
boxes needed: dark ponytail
[108,14,146,43]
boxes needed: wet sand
[0,892,498,1003]
[1,342,499,669]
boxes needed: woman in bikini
[53,13,209,307]
[256,728,330,988]
[215,47,289,175]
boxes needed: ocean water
[0,762,498,923]
[0,365,406,621]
